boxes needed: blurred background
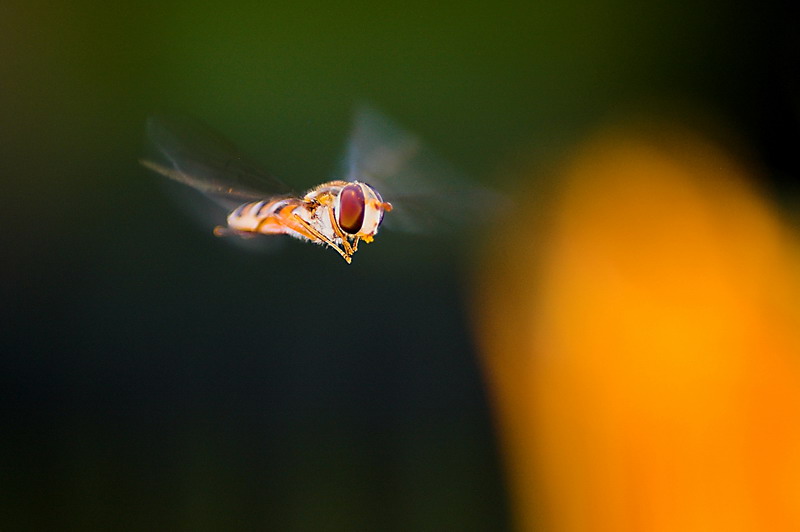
[1,1,798,530]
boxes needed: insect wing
[342,106,505,235]
[140,115,294,253]
[141,114,292,211]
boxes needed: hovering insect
[140,106,495,263]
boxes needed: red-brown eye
[338,184,365,234]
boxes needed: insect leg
[213,226,260,238]
[311,190,354,256]
[291,214,352,263]
[323,200,354,256]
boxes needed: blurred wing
[140,114,293,253]
[342,105,505,234]
[141,114,292,212]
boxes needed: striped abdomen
[227,198,302,235]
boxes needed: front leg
[324,201,355,256]
[292,214,352,263]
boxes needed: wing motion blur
[141,114,292,212]
[342,105,505,235]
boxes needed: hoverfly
[140,106,495,263]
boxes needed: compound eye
[338,184,366,234]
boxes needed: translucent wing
[342,105,505,234]
[141,114,292,212]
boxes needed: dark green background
[1,1,796,530]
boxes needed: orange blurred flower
[477,122,800,531]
